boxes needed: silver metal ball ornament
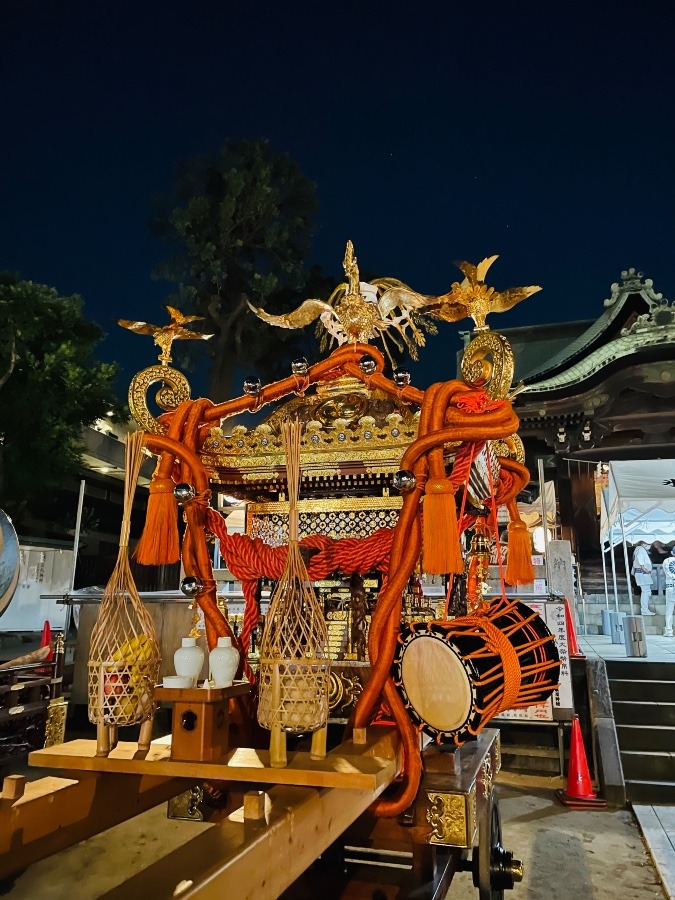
[291,357,309,376]
[173,483,196,504]
[180,576,204,597]
[243,377,262,395]
[392,470,416,492]
[393,368,411,387]
[359,355,377,375]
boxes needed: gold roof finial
[118,305,213,365]
[247,240,380,347]
[343,239,360,298]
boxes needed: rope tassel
[505,518,534,586]
[422,478,464,575]
[134,475,180,565]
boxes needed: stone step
[612,701,675,726]
[606,660,675,680]
[609,679,673,702]
[616,724,675,752]
[626,779,675,804]
[621,749,675,781]
[499,745,561,776]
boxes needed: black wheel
[472,789,523,900]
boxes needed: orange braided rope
[137,344,527,818]
[351,381,521,816]
[142,434,237,653]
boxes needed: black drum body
[393,598,560,745]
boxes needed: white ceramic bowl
[162,675,194,689]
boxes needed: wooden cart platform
[29,726,399,792]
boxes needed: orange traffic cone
[39,620,53,661]
[555,716,606,809]
[564,597,584,658]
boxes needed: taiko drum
[393,597,560,745]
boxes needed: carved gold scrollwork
[461,332,514,400]
[44,697,68,747]
[128,364,191,434]
[426,792,469,846]
[328,671,345,710]
[481,755,493,799]
[328,671,363,712]
[490,433,525,464]
[494,734,502,776]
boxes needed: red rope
[206,508,394,679]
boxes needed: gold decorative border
[248,496,403,515]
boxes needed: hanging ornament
[257,419,330,767]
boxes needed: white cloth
[664,557,675,634]
[663,556,675,586]
[632,545,653,588]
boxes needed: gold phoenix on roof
[248,244,540,362]
[249,241,436,362]
[383,255,542,332]
[118,305,213,365]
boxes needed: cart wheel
[471,789,524,900]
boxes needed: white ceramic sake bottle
[174,637,204,687]
[209,636,239,688]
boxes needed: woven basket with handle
[258,419,330,733]
[87,431,160,726]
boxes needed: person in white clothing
[662,548,675,637]
[632,541,655,616]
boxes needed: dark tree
[0,274,121,525]
[152,139,319,400]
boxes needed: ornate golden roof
[201,374,422,488]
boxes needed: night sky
[2,1,674,393]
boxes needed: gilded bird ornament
[247,246,540,364]
[376,256,541,332]
[247,241,438,364]
[118,305,213,365]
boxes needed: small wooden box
[154,683,252,762]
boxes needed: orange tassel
[423,478,464,575]
[505,520,534,585]
[134,477,180,565]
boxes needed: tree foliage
[0,274,121,523]
[152,139,319,399]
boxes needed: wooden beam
[1,774,26,800]
[100,774,399,899]
[1,728,399,884]
[29,727,399,792]
[0,772,195,880]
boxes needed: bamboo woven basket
[257,420,330,734]
[87,431,160,727]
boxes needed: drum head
[394,624,483,743]
[0,509,20,619]
[400,636,473,732]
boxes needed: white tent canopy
[601,459,675,548]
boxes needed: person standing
[632,541,655,616]
[662,548,675,637]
